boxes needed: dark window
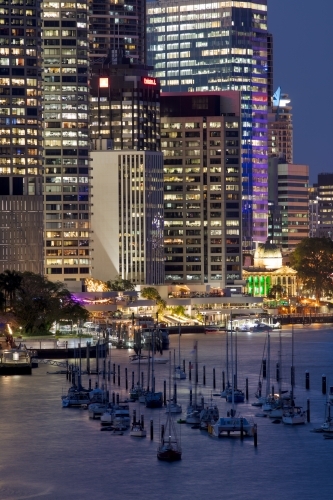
[13,177,23,195]
[0,177,9,195]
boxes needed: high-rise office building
[268,89,293,163]
[42,1,91,283]
[90,71,164,285]
[0,0,44,273]
[314,174,333,239]
[268,159,309,250]
[161,91,243,289]
[147,0,269,248]
[89,0,146,66]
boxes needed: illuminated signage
[99,77,109,88]
[142,77,157,86]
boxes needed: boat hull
[157,448,182,461]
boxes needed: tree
[267,284,284,299]
[12,272,89,334]
[141,287,166,314]
[106,275,135,291]
[0,270,22,310]
[290,237,333,300]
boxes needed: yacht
[208,415,254,437]
[282,405,307,425]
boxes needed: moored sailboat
[157,351,182,461]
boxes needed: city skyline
[268,0,333,184]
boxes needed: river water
[1,324,333,500]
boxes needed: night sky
[268,0,333,184]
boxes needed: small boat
[205,325,223,333]
[199,399,219,430]
[130,422,147,438]
[62,385,91,408]
[145,391,163,408]
[157,351,182,462]
[282,327,306,426]
[0,346,33,375]
[165,399,182,414]
[282,405,307,425]
[226,388,245,404]
[208,415,254,437]
[88,402,110,419]
[129,354,168,364]
[100,404,131,428]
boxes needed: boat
[282,326,307,425]
[129,409,146,437]
[210,313,254,437]
[321,403,333,433]
[88,402,110,419]
[141,326,169,351]
[130,421,147,437]
[208,415,254,437]
[199,397,219,430]
[129,354,168,364]
[223,318,244,403]
[205,325,223,333]
[157,351,182,461]
[165,399,182,414]
[62,385,91,408]
[100,404,131,428]
[282,405,306,425]
[145,330,163,408]
[174,324,186,380]
[0,346,33,375]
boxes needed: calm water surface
[1,325,333,500]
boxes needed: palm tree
[0,270,22,310]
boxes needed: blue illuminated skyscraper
[147,0,269,248]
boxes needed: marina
[1,324,333,499]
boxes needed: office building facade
[268,89,293,163]
[314,174,333,239]
[42,1,91,282]
[147,0,269,248]
[0,0,44,273]
[161,91,243,289]
[268,159,309,250]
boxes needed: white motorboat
[282,405,306,425]
[208,416,254,437]
[320,404,333,433]
[88,402,110,419]
[62,386,91,408]
[165,400,182,414]
[100,404,131,428]
[129,354,168,364]
[130,422,147,438]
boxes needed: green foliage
[106,275,135,291]
[267,284,284,299]
[290,237,333,300]
[141,287,166,313]
[12,272,89,334]
[141,287,160,301]
[170,305,186,317]
[0,270,22,310]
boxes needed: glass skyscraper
[0,0,44,273]
[147,0,269,248]
[42,1,91,282]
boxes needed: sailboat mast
[194,340,198,408]
[278,331,282,395]
[266,331,271,397]
[230,313,235,412]
[178,323,181,368]
[291,324,294,401]
[152,328,155,393]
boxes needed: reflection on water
[1,325,333,500]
